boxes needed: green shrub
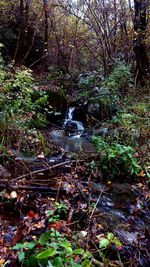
[0,45,50,154]
[104,63,133,92]
[92,136,141,179]
[13,228,92,267]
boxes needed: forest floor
[0,136,150,266]
[0,73,150,266]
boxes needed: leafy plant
[98,232,122,250]
[131,102,149,117]
[45,202,68,223]
[13,229,92,267]
[104,63,133,92]
[0,46,51,154]
[92,136,141,178]
[97,232,122,264]
[79,75,96,89]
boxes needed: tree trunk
[133,0,149,85]
[13,0,24,62]
[43,0,49,68]
[43,1,48,51]
[14,0,31,64]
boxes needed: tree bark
[133,0,149,85]
[13,0,24,62]
[42,0,49,68]
[14,0,32,64]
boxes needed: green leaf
[52,257,63,267]
[12,243,24,250]
[107,232,114,240]
[24,242,36,250]
[46,210,55,217]
[27,254,37,267]
[83,251,92,259]
[73,248,85,255]
[39,231,50,245]
[18,251,25,262]
[113,237,122,248]
[99,238,110,249]
[36,248,57,260]
[65,246,73,254]
[60,241,71,248]
[82,259,91,267]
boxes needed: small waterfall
[66,107,75,120]
[64,107,84,137]
[49,106,95,152]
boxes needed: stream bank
[0,75,149,266]
[0,158,150,266]
[0,104,150,266]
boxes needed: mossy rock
[33,84,67,122]
[46,86,67,114]
[34,84,67,114]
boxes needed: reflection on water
[49,130,96,153]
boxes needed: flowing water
[1,107,149,266]
[49,107,95,153]
[64,107,85,137]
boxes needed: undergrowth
[0,44,51,156]
[12,201,122,267]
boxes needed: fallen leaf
[138,170,145,177]
[27,210,35,218]
[48,220,66,230]
[10,191,18,199]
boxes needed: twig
[91,257,104,267]
[0,184,64,192]
[86,190,104,250]
[74,181,89,205]
[89,190,103,219]
[56,177,62,201]
[12,160,83,182]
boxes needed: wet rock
[87,102,100,120]
[116,229,139,244]
[64,120,78,135]
[49,129,66,140]
[110,183,133,194]
[93,127,109,137]
[72,104,88,124]
[92,86,109,97]
[33,85,67,123]
[64,73,71,80]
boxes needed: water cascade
[49,106,95,152]
[64,107,84,137]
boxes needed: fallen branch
[11,160,83,182]
[0,183,65,193]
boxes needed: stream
[0,107,150,266]
[49,106,96,153]
[49,107,150,265]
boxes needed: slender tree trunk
[43,0,49,68]
[14,0,32,64]
[43,0,48,52]
[133,0,149,85]
[13,0,24,62]
[22,30,36,61]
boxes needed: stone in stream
[64,120,84,136]
[64,120,78,135]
